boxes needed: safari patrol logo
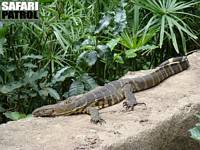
[0,1,39,21]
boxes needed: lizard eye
[43,109,55,116]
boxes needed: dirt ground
[0,52,200,150]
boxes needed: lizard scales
[32,56,189,123]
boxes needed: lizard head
[32,98,79,117]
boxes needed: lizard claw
[123,101,146,111]
[90,117,106,125]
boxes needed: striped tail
[130,56,189,92]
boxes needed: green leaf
[80,74,98,91]
[142,16,157,43]
[39,89,49,97]
[113,8,127,34]
[96,45,109,57]
[195,114,200,121]
[167,16,179,53]
[159,16,165,48]
[95,15,112,34]
[138,45,158,51]
[177,25,186,54]
[125,45,157,58]
[107,38,120,51]
[119,32,134,49]
[133,5,140,34]
[46,88,60,100]
[23,63,38,69]
[170,17,198,40]
[53,67,75,83]
[25,114,33,118]
[81,39,95,49]
[125,50,137,58]
[6,65,16,72]
[0,23,8,38]
[113,53,124,64]
[24,69,48,83]
[0,38,6,56]
[77,51,97,67]
[68,80,84,97]
[114,8,126,23]
[189,126,200,142]
[52,25,69,51]
[21,54,43,60]
[3,111,26,121]
[0,81,24,94]
[135,0,198,54]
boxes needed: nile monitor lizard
[32,56,189,123]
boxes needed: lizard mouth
[32,100,76,117]
[32,107,55,117]
[32,104,74,117]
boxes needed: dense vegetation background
[0,0,199,127]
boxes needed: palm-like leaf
[119,29,157,58]
[134,0,199,53]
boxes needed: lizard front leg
[122,84,146,111]
[86,107,105,124]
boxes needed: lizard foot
[90,117,106,125]
[123,101,146,111]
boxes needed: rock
[0,52,200,150]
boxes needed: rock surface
[0,52,200,150]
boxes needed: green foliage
[3,112,27,121]
[189,115,200,142]
[77,51,97,68]
[133,0,199,53]
[0,0,199,123]
[119,29,157,58]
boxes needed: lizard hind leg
[122,84,146,111]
